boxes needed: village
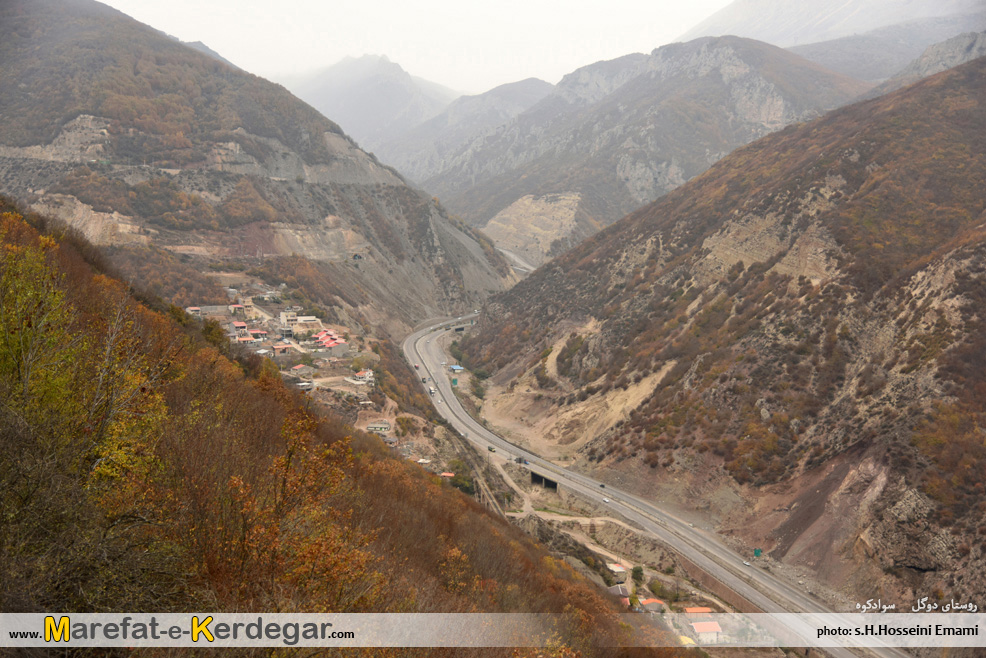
[183,277,473,485]
[183,279,759,647]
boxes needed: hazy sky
[99,0,735,94]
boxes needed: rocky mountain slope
[282,55,459,155]
[460,57,986,603]
[374,77,554,185]
[422,37,869,267]
[679,0,984,47]
[868,30,986,95]
[0,0,513,333]
[788,12,986,82]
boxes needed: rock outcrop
[418,36,869,266]
[460,57,986,604]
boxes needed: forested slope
[0,197,671,656]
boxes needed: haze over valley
[2,0,986,653]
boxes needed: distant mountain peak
[285,55,459,152]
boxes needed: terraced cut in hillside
[0,0,514,333]
[461,57,986,604]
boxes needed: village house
[290,364,314,378]
[196,305,230,319]
[684,607,714,615]
[353,369,375,384]
[690,622,722,644]
[366,420,391,435]
[606,563,628,584]
[317,338,348,358]
[639,598,665,613]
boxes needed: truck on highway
[428,387,436,395]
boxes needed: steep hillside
[679,0,983,47]
[284,55,459,154]
[375,77,554,185]
[867,30,986,95]
[180,39,241,69]
[0,198,649,655]
[788,12,986,82]
[461,58,986,602]
[424,37,869,267]
[0,0,512,332]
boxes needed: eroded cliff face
[481,193,591,268]
[0,116,515,330]
[460,58,986,603]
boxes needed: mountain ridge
[788,12,986,82]
[374,77,554,185]
[0,0,513,335]
[679,0,985,47]
[284,54,460,154]
[866,30,986,96]
[419,36,870,267]
[460,56,986,602]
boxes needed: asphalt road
[402,318,911,658]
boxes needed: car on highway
[743,561,752,566]
[602,498,610,503]
[599,484,605,488]
[487,446,496,452]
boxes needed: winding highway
[402,316,910,658]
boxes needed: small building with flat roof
[690,622,722,644]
